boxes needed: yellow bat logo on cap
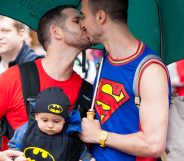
[24,147,55,161]
[48,104,63,114]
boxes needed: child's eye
[54,120,60,123]
[42,119,48,122]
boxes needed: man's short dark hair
[88,0,128,24]
[37,5,77,51]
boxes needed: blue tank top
[91,41,170,161]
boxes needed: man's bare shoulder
[141,62,169,82]
[140,62,169,101]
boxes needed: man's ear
[18,29,25,41]
[50,25,63,39]
[96,10,106,24]
[35,114,38,121]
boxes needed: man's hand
[0,150,26,161]
[14,155,28,161]
[79,157,96,161]
[79,117,101,144]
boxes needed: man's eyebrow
[72,16,81,20]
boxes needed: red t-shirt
[0,59,82,150]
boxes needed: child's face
[35,113,65,135]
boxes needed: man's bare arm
[80,63,169,157]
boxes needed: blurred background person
[28,29,46,56]
[0,15,43,73]
[0,15,44,150]
[23,25,32,47]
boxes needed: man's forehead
[0,17,14,23]
[63,8,80,17]
[0,17,15,27]
[81,0,88,7]
[81,0,89,13]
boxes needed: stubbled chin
[80,43,91,50]
[86,35,94,45]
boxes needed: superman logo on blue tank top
[95,78,130,124]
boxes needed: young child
[8,87,93,161]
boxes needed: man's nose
[81,24,88,34]
[0,30,3,38]
[0,30,5,39]
[80,19,86,30]
[82,26,87,32]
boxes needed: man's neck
[0,61,7,74]
[0,43,23,71]
[41,46,80,81]
[103,23,138,59]
[0,53,17,73]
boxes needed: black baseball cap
[34,87,70,119]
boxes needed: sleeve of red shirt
[176,59,184,84]
[0,66,21,119]
[0,70,11,119]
